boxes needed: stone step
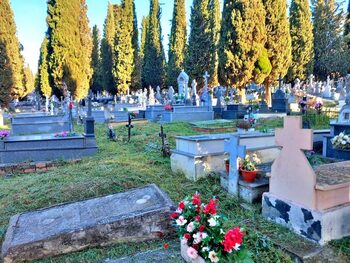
[1,184,175,263]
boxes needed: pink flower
[186,222,195,233]
[187,247,198,259]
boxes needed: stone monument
[155,86,162,104]
[191,80,197,106]
[177,70,189,97]
[167,86,174,103]
[148,86,155,106]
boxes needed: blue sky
[10,0,347,74]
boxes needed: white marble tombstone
[323,76,332,98]
[177,70,189,98]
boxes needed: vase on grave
[180,240,205,263]
[240,169,257,183]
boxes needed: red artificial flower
[69,101,73,110]
[192,194,201,206]
[196,206,201,213]
[204,198,218,215]
[192,244,199,251]
[163,243,169,249]
[178,201,185,209]
[199,225,205,232]
[221,227,245,253]
[170,212,178,219]
[184,233,191,240]
[195,215,201,222]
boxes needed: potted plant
[331,132,350,150]
[224,159,229,173]
[171,194,252,263]
[239,154,261,183]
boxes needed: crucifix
[277,75,284,90]
[159,125,169,157]
[125,114,134,142]
[224,135,246,196]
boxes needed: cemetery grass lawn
[0,122,348,262]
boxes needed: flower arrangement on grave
[0,130,10,140]
[314,101,323,114]
[239,154,261,182]
[224,96,230,104]
[331,132,350,150]
[164,103,173,111]
[128,112,138,119]
[54,131,76,137]
[171,194,252,263]
[236,120,252,131]
[174,93,185,104]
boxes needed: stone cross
[270,116,315,208]
[224,135,246,196]
[126,114,134,142]
[203,71,210,89]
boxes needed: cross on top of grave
[270,116,315,208]
[203,71,210,89]
[126,114,134,142]
[224,135,246,196]
[159,125,170,157]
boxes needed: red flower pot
[240,169,257,183]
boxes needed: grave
[271,89,289,113]
[323,98,350,159]
[262,116,350,245]
[221,104,246,119]
[1,184,175,263]
[145,105,167,121]
[171,132,278,181]
[161,105,214,123]
[11,114,69,135]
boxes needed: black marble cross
[126,114,134,142]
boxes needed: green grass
[0,121,348,262]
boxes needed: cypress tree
[186,0,212,87]
[262,0,292,104]
[218,0,266,88]
[313,0,348,79]
[143,0,166,88]
[37,36,51,97]
[0,0,24,105]
[288,0,314,81]
[101,2,116,93]
[47,0,92,100]
[140,16,149,87]
[91,25,103,93]
[167,0,187,87]
[208,0,221,86]
[113,0,137,94]
[22,64,35,96]
[345,0,350,49]
[131,1,142,90]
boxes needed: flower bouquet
[0,130,10,140]
[239,154,261,182]
[171,194,252,263]
[54,131,76,138]
[314,101,323,114]
[331,132,350,150]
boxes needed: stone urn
[180,240,205,263]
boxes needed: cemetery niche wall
[262,116,350,245]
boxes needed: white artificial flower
[208,251,220,263]
[187,222,194,233]
[202,247,210,252]
[193,232,202,244]
[234,243,241,251]
[201,232,208,240]
[208,217,217,227]
[176,216,187,226]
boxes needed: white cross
[224,135,246,196]
[203,71,210,88]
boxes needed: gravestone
[191,80,197,106]
[271,89,288,113]
[1,184,175,263]
[84,90,95,137]
[149,87,155,106]
[155,86,162,104]
[262,116,350,244]
[177,70,189,97]
[167,86,174,103]
[224,136,246,196]
[200,71,210,107]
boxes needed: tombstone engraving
[224,136,246,196]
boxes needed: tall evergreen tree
[208,0,221,86]
[0,0,24,105]
[288,0,314,81]
[345,0,350,49]
[101,2,116,93]
[167,0,187,87]
[143,0,166,88]
[91,25,103,93]
[46,0,92,100]
[218,0,266,89]
[131,1,142,90]
[262,0,292,104]
[113,0,134,94]
[313,0,348,79]
[140,16,149,87]
[37,36,51,98]
[186,0,212,87]
[22,64,35,96]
